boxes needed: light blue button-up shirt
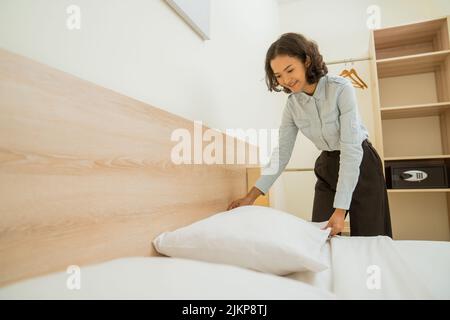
[255,74,369,210]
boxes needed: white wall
[279,0,450,62]
[0,0,284,136]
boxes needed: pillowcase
[153,205,331,275]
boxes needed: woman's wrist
[247,186,263,201]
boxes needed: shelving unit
[369,16,450,241]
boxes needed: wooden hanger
[349,68,368,89]
[339,67,368,89]
[340,69,364,89]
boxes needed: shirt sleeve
[254,99,299,195]
[333,82,365,210]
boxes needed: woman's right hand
[227,187,263,211]
[227,196,255,211]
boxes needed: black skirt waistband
[323,139,371,157]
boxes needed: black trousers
[311,139,393,238]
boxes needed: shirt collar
[296,75,327,103]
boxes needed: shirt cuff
[254,180,269,196]
[333,190,352,210]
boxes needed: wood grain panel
[0,49,257,286]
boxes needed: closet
[369,16,450,240]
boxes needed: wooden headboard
[0,48,266,287]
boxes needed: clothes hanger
[339,64,360,88]
[340,68,364,89]
[349,68,368,89]
[339,61,366,89]
[346,61,367,89]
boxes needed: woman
[227,33,392,238]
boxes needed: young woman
[227,33,392,238]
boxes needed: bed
[1,48,449,300]
[1,236,449,300]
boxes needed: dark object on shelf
[385,159,449,189]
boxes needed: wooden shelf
[377,50,450,78]
[380,102,450,120]
[374,17,449,60]
[384,155,450,161]
[388,188,450,193]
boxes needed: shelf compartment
[380,102,450,120]
[386,192,450,241]
[377,50,450,78]
[374,17,449,60]
[382,115,447,158]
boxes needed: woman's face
[270,55,310,93]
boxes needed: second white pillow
[153,205,331,275]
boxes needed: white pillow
[153,205,331,275]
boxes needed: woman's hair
[265,33,328,93]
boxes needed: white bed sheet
[286,238,333,293]
[0,257,335,300]
[330,236,435,299]
[286,237,450,299]
[393,240,450,299]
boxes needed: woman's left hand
[322,209,346,236]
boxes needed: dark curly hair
[265,33,328,93]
